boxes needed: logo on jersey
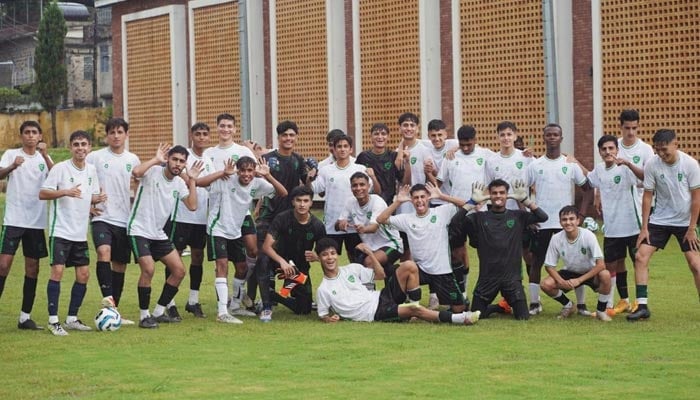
[516,161,523,170]
[104,163,109,169]
[562,166,568,174]
[173,190,179,198]
[538,169,543,175]
[366,211,372,219]
[678,173,684,182]
[384,161,392,170]
[231,155,240,162]
[306,233,314,240]
[88,177,92,186]
[660,174,665,180]
[614,175,621,184]
[69,177,74,183]
[476,158,484,166]
[506,219,515,229]
[348,275,356,283]
[39,164,45,171]
[410,157,417,165]
[430,215,437,223]
[495,166,500,172]
[330,177,334,183]
[250,189,257,197]
[581,247,587,255]
[633,155,641,164]
[126,164,132,172]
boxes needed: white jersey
[421,138,458,204]
[587,162,641,237]
[311,162,370,234]
[127,166,189,240]
[338,194,403,253]
[398,141,432,214]
[388,203,457,275]
[485,149,532,210]
[644,151,700,227]
[544,228,603,274]
[618,138,654,196]
[319,154,355,169]
[42,160,99,241]
[86,148,140,227]
[0,149,51,229]
[203,143,256,172]
[173,149,213,225]
[437,147,491,201]
[208,176,275,239]
[527,155,587,229]
[316,264,378,322]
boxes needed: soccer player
[309,134,379,263]
[485,121,533,210]
[526,123,592,316]
[376,183,468,313]
[422,119,457,206]
[628,129,700,321]
[197,156,287,323]
[262,186,326,319]
[0,120,53,330]
[86,117,140,324]
[316,238,480,325]
[127,144,203,329]
[466,179,548,320]
[318,129,355,169]
[586,135,644,313]
[394,113,431,215]
[39,131,104,335]
[540,206,613,321]
[355,123,409,205]
[162,122,213,320]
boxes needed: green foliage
[0,87,22,110]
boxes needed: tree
[34,1,67,147]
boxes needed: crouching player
[316,238,480,325]
[540,206,613,321]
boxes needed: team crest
[633,155,641,164]
[231,155,240,162]
[330,177,334,182]
[410,157,417,165]
[516,161,523,170]
[430,215,437,223]
[660,174,665,180]
[126,164,132,172]
[581,248,587,255]
[231,188,236,193]
[678,173,684,182]
[173,190,179,198]
[538,169,543,175]
[88,177,92,185]
[476,158,484,166]
[495,166,500,172]
[366,211,372,219]
[104,163,109,169]
[562,166,568,174]
[306,233,314,240]
[506,219,515,228]
[69,177,74,183]
[384,162,392,170]
[348,275,356,283]
[613,175,621,184]
[250,189,257,197]
[39,164,45,171]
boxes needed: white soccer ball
[583,217,599,232]
[95,307,122,331]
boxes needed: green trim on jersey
[49,236,55,265]
[129,235,140,259]
[127,186,145,233]
[631,185,642,229]
[0,226,6,253]
[49,199,58,237]
[380,224,401,252]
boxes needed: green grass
[1,194,699,399]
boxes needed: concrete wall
[0,108,104,148]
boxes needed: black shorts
[531,228,561,259]
[163,220,207,251]
[557,269,600,292]
[418,269,464,306]
[355,245,402,269]
[473,278,527,305]
[603,235,637,263]
[643,223,697,252]
[448,208,469,249]
[129,236,175,261]
[240,214,257,236]
[0,226,48,259]
[207,236,246,263]
[373,274,406,321]
[522,226,536,250]
[400,231,410,252]
[49,237,89,267]
[91,221,131,264]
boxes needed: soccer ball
[583,217,599,232]
[95,307,122,331]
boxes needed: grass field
[1,193,700,398]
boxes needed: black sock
[96,261,112,297]
[596,300,607,312]
[47,279,60,316]
[406,287,421,302]
[0,275,6,298]
[438,310,452,323]
[21,276,38,314]
[138,286,151,310]
[68,282,87,316]
[554,293,570,306]
[189,264,203,291]
[112,271,125,306]
[452,263,466,293]
[157,283,179,307]
[617,271,628,299]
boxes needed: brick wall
[439,0,454,135]
[571,0,594,170]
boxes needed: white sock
[529,283,540,303]
[609,276,617,308]
[232,278,246,303]
[637,297,648,305]
[598,292,612,305]
[19,311,30,323]
[152,304,166,317]
[451,312,466,324]
[66,315,77,323]
[216,277,229,316]
[48,315,59,324]
[167,299,176,308]
[140,309,150,320]
[188,290,199,305]
[245,256,257,276]
[575,285,586,305]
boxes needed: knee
[76,268,90,284]
[540,278,554,292]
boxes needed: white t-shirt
[203,143,256,172]
[86,148,140,227]
[127,166,189,240]
[421,138,458,204]
[398,141,432,214]
[0,149,51,229]
[587,162,641,237]
[485,149,532,210]
[388,204,457,275]
[173,149,214,225]
[319,154,355,169]
[338,194,403,253]
[544,228,603,274]
[316,264,378,322]
[644,151,700,227]
[208,176,275,239]
[618,138,655,196]
[437,146,491,201]
[311,162,369,234]
[42,160,100,241]
[527,155,587,230]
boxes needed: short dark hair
[350,171,369,184]
[488,179,510,192]
[409,183,427,196]
[289,185,314,201]
[457,125,477,141]
[316,237,339,255]
[652,129,676,144]
[514,136,525,149]
[597,134,618,149]
[277,120,299,135]
[105,117,128,133]
[427,119,446,132]
[326,129,345,143]
[236,156,256,170]
[543,123,562,134]
[619,109,639,125]
[216,113,236,125]
[559,205,580,218]
[69,130,91,143]
[370,123,389,134]
[19,120,41,135]
[191,122,209,132]
[496,121,517,133]
[168,145,189,158]
[333,134,353,148]
[398,112,419,125]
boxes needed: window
[84,55,93,80]
[100,45,110,73]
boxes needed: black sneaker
[155,313,178,323]
[17,319,43,330]
[139,316,158,329]
[626,307,651,321]
[185,303,206,318]
[167,305,182,322]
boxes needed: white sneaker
[217,313,243,324]
[428,294,439,310]
[64,319,92,331]
[100,296,115,308]
[260,309,272,322]
[48,322,68,336]
[463,311,480,325]
[230,306,256,317]
[529,302,543,315]
[596,310,612,322]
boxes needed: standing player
[39,131,104,335]
[423,119,458,206]
[355,123,409,205]
[318,129,355,169]
[0,121,53,330]
[86,117,140,324]
[586,135,644,313]
[128,144,203,328]
[162,122,213,319]
[540,206,613,321]
[628,129,700,321]
[485,121,533,210]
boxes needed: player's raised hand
[507,180,528,202]
[187,160,204,180]
[12,155,25,168]
[425,181,442,200]
[155,143,170,163]
[396,184,411,202]
[255,158,271,177]
[365,167,375,179]
[423,159,435,176]
[221,158,236,179]
[470,181,489,203]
